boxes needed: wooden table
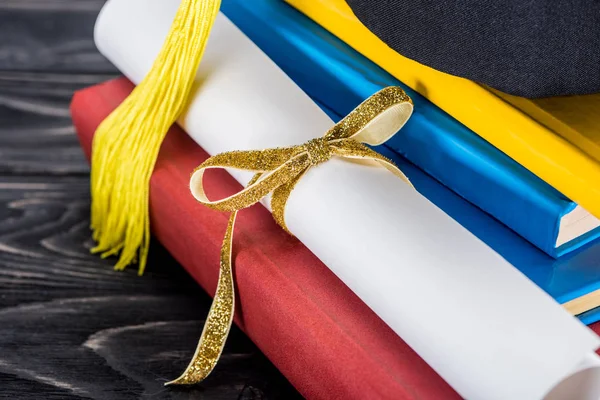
[0,2,302,398]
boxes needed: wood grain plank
[0,174,301,399]
[0,72,115,175]
[0,3,302,397]
[0,0,115,73]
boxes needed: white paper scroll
[95,1,600,398]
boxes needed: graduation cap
[347,0,600,98]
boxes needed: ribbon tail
[166,211,238,386]
[190,153,310,212]
[271,167,309,234]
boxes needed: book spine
[70,78,458,400]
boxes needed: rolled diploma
[95,1,600,399]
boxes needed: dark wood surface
[0,2,302,399]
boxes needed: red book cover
[71,77,600,400]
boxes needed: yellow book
[285,0,600,219]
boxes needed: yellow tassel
[90,0,221,274]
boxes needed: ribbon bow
[168,87,413,385]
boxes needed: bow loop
[325,86,413,144]
[191,152,310,212]
[198,147,303,172]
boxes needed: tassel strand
[90,0,221,274]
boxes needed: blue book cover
[222,0,600,260]
[222,0,600,323]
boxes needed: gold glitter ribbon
[167,86,413,385]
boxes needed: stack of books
[72,0,600,398]
[277,0,600,321]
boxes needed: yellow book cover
[285,0,600,219]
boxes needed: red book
[71,77,600,400]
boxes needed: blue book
[222,0,600,323]
[222,0,600,260]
